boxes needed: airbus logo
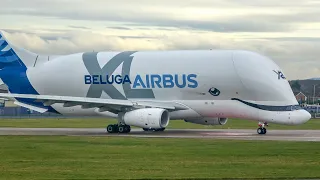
[82,51,198,100]
[273,70,286,80]
[84,74,198,89]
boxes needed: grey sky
[1,0,320,80]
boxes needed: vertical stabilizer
[0,31,37,69]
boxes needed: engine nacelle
[184,117,228,126]
[122,108,170,129]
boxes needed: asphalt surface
[0,128,320,141]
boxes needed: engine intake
[123,108,170,129]
[184,117,228,125]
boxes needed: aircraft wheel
[107,124,116,133]
[262,128,267,134]
[118,126,125,133]
[117,125,131,133]
[143,128,150,132]
[257,127,267,135]
[124,125,131,133]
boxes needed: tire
[107,125,114,133]
[122,125,131,133]
[257,128,263,134]
[143,128,150,131]
[118,126,125,133]
[113,124,119,133]
[125,125,131,133]
[263,128,267,134]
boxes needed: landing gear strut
[257,122,268,135]
[143,128,166,132]
[107,124,131,133]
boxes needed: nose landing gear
[257,122,268,135]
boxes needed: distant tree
[291,80,301,91]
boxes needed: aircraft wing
[0,93,188,113]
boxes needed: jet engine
[122,108,170,129]
[184,117,228,125]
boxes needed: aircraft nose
[302,110,312,122]
[293,110,311,125]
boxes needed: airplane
[0,31,311,134]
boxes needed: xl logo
[82,51,155,99]
[273,70,286,80]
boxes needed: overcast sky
[1,0,320,80]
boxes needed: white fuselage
[18,50,310,125]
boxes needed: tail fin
[0,31,37,69]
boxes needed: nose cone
[292,110,312,125]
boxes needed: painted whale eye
[209,87,220,96]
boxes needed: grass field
[0,136,319,179]
[0,118,319,130]
[0,119,319,179]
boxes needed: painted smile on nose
[231,98,303,111]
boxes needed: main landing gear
[107,124,131,133]
[257,122,268,135]
[143,128,166,132]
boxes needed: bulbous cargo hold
[22,50,311,126]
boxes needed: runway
[0,128,320,141]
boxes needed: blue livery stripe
[0,61,22,69]
[0,49,14,56]
[0,50,23,65]
[0,41,8,51]
[0,55,20,63]
[0,40,6,45]
[0,42,24,67]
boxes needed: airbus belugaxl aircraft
[0,31,311,134]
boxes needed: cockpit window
[291,105,303,111]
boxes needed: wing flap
[14,101,48,113]
[0,93,133,106]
